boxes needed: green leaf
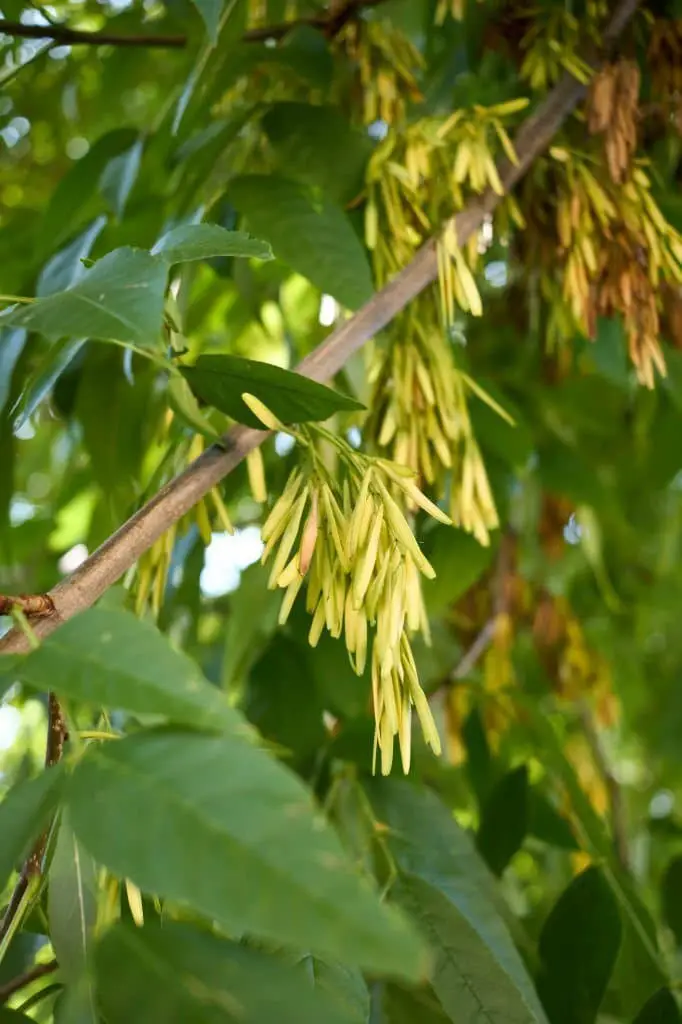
[633,989,681,1024]
[189,0,223,42]
[36,217,107,298]
[537,866,622,1024]
[383,983,453,1024]
[67,729,426,978]
[181,354,364,428]
[528,790,578,851]
[293,956,370,1024]
[229,175,373,310]
[0,328,26,416]
[53,974,99,1024]
[99,138,143,219]
[48,809,99,983]
[0,248,168,348]
[221,562,281,692]
[95,919,360,1024]
[476,766,529,876]
[0,765,64,890]
[394,873,543,1024]
[0,1011,34,1022]
[12,337,87,433]
[262,103,373,205]
[152,224,272,264]
[661,855,682,946]
[13,607,247,736]
[244,635,326,758]
[366,780,547,1024]
[423,527,494,615]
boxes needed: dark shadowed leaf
[633,989,681,1024]
[0,765,64,890]
[95,920,359,1024]
[229,175,373,310]
[67,729,426,977]
[423,527,495,615]
[152,224,272,264]
[262,103,373,204]
[48,809,99,982]
[181,354,364,428]
[537,866,622,1024]
[0,249,168,347]
[12,607,246,736]
[528,789,578,851]
[476,765,529,876]
[662,855,682,947]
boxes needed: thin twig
[0,18,186,47]
[578,700,630,872]
[0,960,58,1004]
[0,695,67,947]
[0,0,640,657]
[242,0,392,42]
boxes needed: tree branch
[0,18,186,48]
[0,0,640,657]
[0,960,58,1004]
[242,0,393,42]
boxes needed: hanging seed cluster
[133,432,234,618]
[521,148,682,387]
[587,60,640,184]
[364,304,503,545]
[362,105,526,545]
[335,18,423,127]
[244,394,446,775]
[520,6,602,91]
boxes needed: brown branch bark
[0,18,186,47]
[0,0,640,657]
[0,960,58,1004]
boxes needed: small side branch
[0,18,186,47]
[0,960,58,1004]
[0,696,67,947]
[242,0,393,42]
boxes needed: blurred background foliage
[4,0,682,1020]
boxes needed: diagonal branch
[0,0,639,656]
